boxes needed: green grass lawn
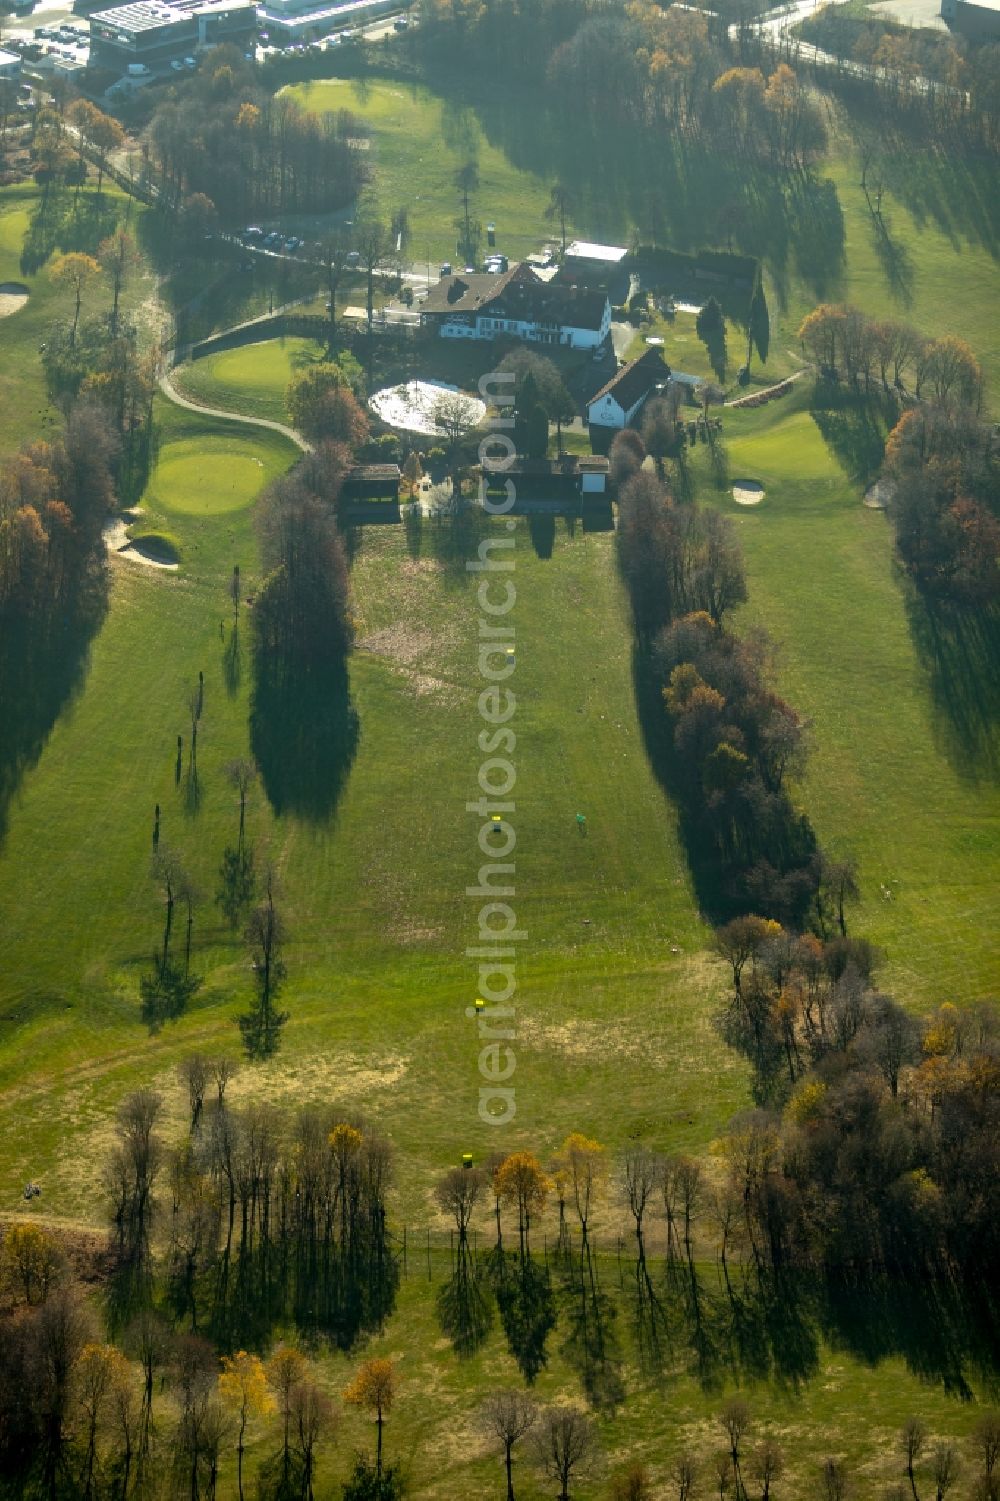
[174,336,326,423]
[2,92,999,1499]
[687,386,1000,1005]
[288,76,562,266]
[0,186,64,458]
[0,183,156,458]
[772,135,1000,409]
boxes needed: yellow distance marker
[475,997,486,1012]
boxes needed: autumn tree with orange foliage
[494,1153,551,1260]
[344,1357,397,1478]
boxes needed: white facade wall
[437,300,610,350]
[587,387,647,429]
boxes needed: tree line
[797,305,983,409]
[712,931,999,1345]
[100,1083,399,1360]
[790,4,1000,146]
[416,0,827,168]
[140,47,366,224]
[882,403,999,609]
[613,451,823,927]
[2,1040,997,1497]
[797,303,998,611]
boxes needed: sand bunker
[732,479,765,506]
[864,479,893,510]
[103,511,179,571]
[0,282,29,318]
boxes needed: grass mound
[126,528,181,564]
[176,337,324,423]
[146,436,270,515]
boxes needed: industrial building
[89,0,256,75]
[940,0,1000,36]
[256,0,395,43]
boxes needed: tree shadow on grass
[250,655,359,822]
[20,187,123,276]
[489,1249,557,1385]
[868,208,915,309]
[528,513,556,559]
[0,562,107,850]
[809,380,895,487]
[903,592,1000,782]
[558,1243,625,1411]
[222,622,243,698]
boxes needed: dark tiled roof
[485,456,610,477]
[422,262,608,334]
[347,464,401,480]
[589,348,670,412]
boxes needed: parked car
[170,58,184,70]
[243,226,263,240]
[439,261,452,276]
[183,55,196,68]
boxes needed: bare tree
[316,228,350,349]
[455,157,480,264]
[672,1452,697,1500]
[621,1143,660,1259]
[932,1444,960,1501]
[179,1056,210,1133]
[151,846,185,970]
[545,181,573,255]
[972,1413,1000,1490]
[902,1417,926,1501]
[225,758,257,849]
[821,1458,850,1501]
[719,1396,752,1500]
[291,1379,335,1501]
[177,871,201,979]
[749,1439,784,1501]
[212,1057,237,1110]
[436,1165,485,1246]
[355,218,389,331]
[186,684,201,764]
[532,1404,596,1501]
[481,1389,537,1501]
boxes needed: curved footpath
[157,366,314,453]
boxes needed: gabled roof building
[587,347,670,430]
[420,262,610,351]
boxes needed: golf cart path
[158,366,314,453]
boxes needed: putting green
[146,436,268,516]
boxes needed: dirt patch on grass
[231,1051,411,1108]
[358,623,461,703]
[0,282,28,317]
[359,622,437,665]
[399,558,443,578]
[387,916,444,945]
